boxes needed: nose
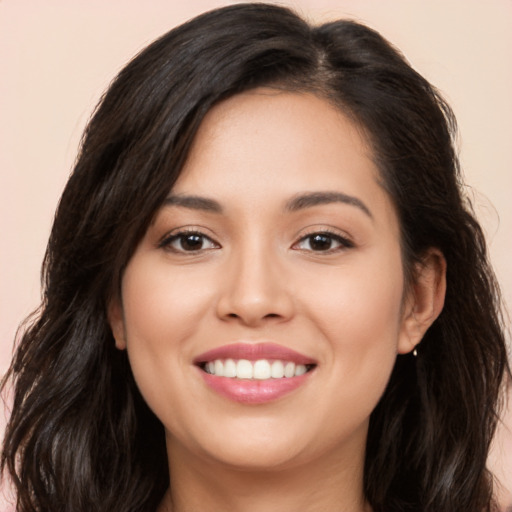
[216,243,295,327]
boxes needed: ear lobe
[398,248,447,355]
[107,299,127,350]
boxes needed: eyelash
[293,229,354,253]
[159,229,220,253]
[159,228,354,254]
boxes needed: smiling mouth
[194,343,317,402]
[198,359,316,380]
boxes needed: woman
[1,3,509,511]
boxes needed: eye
[293,231,353,252]
[160,230,219,253]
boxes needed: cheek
[303,254,405,391]
[121,259,213,349]
[119,259,218,430]
[119,259,215,407]
[307,257,404,340]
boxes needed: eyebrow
[163,191,373,218]
[163,194,223,213]
[285,191,373,219]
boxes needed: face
[110,89,422,474]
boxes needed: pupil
[182,234,203,250]
[310,234,331,251]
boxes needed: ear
[107,298,127,350]
[398,248,447,355]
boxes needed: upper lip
[193,342,317,365]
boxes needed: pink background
[1,0,510,509]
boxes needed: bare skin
[110,89,446,512]
[158,431,371,512]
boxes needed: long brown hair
[2,4,509,511]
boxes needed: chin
[201,442,307,472]
[168,414,315,472]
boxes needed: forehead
[172,88,393,222]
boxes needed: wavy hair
[2,4,509,511]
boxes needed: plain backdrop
[1,0,511,509]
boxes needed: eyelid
[156,225,354,254]
[158,227,221,253]
[292,227,355,253]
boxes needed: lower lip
[199,370,313,404]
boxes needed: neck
[158,437,371,512]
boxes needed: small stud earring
[412,347,418,357]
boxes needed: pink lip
[193,343,316,404]
[198,371,313,404]
[193,342,316,365]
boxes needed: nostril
[216,289,294,325]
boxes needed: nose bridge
[217,233,293,324]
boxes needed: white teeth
[204,358,312,380]
[253,360,271,380]
[271,360,284,378]
[295,364,307,376]
[236,359,253,379]
[284,362,295,378]
[223,358,237,377]
[214,360,224,376]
